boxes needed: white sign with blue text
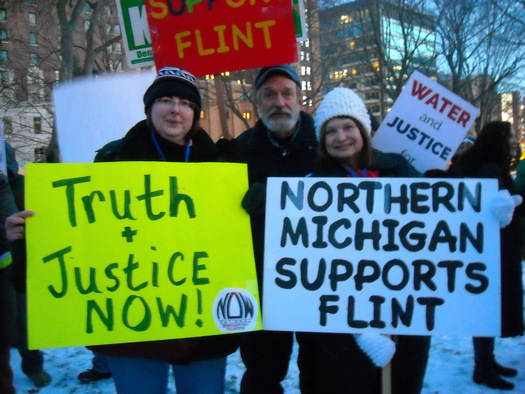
[372,71,479,174]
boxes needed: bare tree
[433,0,525,129]
[45,0,124,161]
[204,70,258,132]
[0,0,125,163]
[57,0,123,80]
[297,0,439,122]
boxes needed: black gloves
[242,183,266,217]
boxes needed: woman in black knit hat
[88,66,237,394]
[5,66,237,394]
[94,66,217,164]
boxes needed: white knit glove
[354,332,396,367]
[490,190,522,228]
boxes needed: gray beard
[262,116,298,138]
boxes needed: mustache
[267,108,292,117]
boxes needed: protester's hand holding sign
[5,210,34,242]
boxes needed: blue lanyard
[151,132,191,163]
[184,143,191,162]
[344,167,366,177]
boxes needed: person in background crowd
[455,121,524,391]
[446,134,475,177]
[5,66,239,394]
[218,64,319,393]
[0,165,18,394]
[4,143,52,388]
[513,146,525,259]
[76,351,112,383]
[303,86,429,394]
[424,134,475,178]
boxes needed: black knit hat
[143,67,201,114]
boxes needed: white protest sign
[372,71,479,173]
[53,70,155,163]
[263,177,501,336]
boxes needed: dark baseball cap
[255,64,301,90]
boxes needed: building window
[105,23,111,34]
[34,117,42,134]
[1,71,9,83]
[34,146,46,162]
[28,12,36,25]
[200,110,205,119]
[114,42,122,53]
[3,117,12,134]
[242,112,252,120]
[330,69,348,80]
[0,29,6,41]
[340,15,352,24]
[29,0,37,5]
[115,24,121,35]
[0,9,6,22]
[300,66,311,76]
[84,20,90,31]
[29,32,37,45]
[0,50,7,64]
[83,3,91,12]
[30,53,38,65]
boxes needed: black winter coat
[0,172,17,350]
[234,112,318,183]
[226,112,318,294]
[89,120,239,363]
[462,162,524,337]
[309,151,430,394]
[314,149,420,178]
[94,120,221,163]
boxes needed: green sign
[294,0,307,41]
[116,0,154,68]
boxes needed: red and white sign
[373,71,479,173]
[144,0,298,76]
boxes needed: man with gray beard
[218,65,318,393]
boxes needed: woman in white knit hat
[300,87,430,394]
[313,87,419,179]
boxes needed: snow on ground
[10,268,525,393]
[10,333,525,393]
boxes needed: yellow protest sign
[25,162,261,349]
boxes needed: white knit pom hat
[314,87,372,140]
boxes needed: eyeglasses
[154,97,195,111]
